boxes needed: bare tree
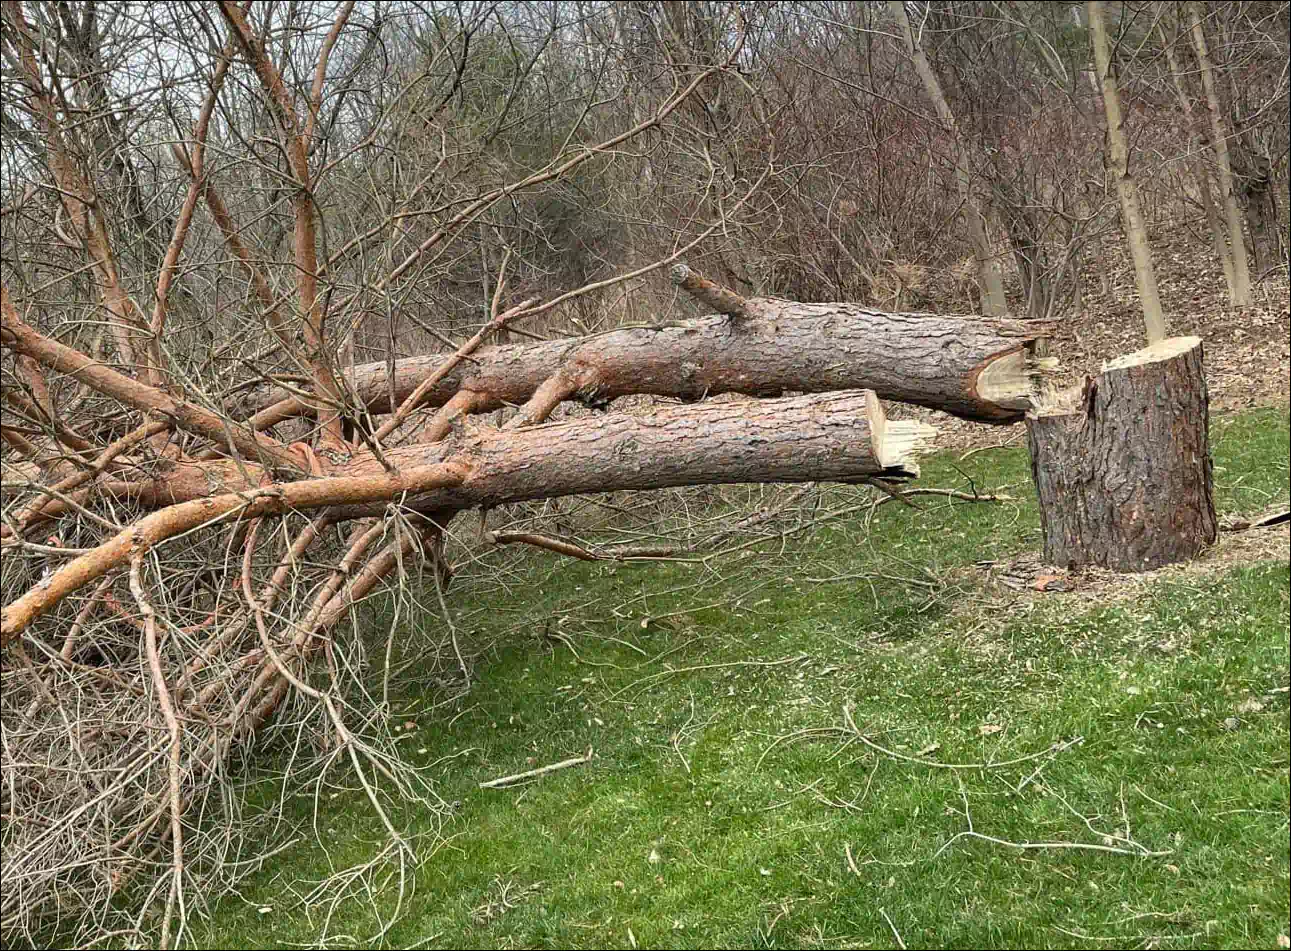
[887,0,1009,315]
[1159,4,1237,298]
[0,4,1052,946]
[1187,1,1253,303]
[1087,0,1167,343]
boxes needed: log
[244,305,1054,429]
[3,390,933,640]
[368,388,934,518]
[1026,336,1217,572]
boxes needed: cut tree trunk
[245,304,1054,429]
[1026,337,1217,572]
[2,390,933,641]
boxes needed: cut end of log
[975,349,1034,409]
[866,389,937,478]
[975,340,1061,418]
[1101,335,1202,373]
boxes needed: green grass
[195,407,1290,950]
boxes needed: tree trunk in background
[1235,150,1275,276]
[1160,19,1236,298]
[1027,337,1217,572]
[1087,0,1167,344]
[1188,2,1253,304]
[888,0,1008,316]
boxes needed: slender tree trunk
[888,0,1008,316]
[1188,2,1252,304]
[1087,0,1167,344]
[1238,152,1275,276]
[1160,19,1236,297]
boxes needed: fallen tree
[244,283,1055,430]
[2,390,933,640]
[0,5,1047,947]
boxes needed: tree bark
[1,390,932,641]
[1026,337,1217,572]
[1159,16,1237,298]
[1188,2,1253,304]
[246,304,1055,429]
[1087,0,1168,344]
[888,0,1008,316]
[1235,150,1275,276]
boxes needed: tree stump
[1026,336,1217,572]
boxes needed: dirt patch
[951,515,1288,628]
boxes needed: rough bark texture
[1026,337,1217,572]
[340,389,933,519]
[2,390,932,641]
[247,305,1054,428]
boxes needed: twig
[933,777,1171,860]
[873,487,1016,509]
[933,829,1171,860]
[129,555,186,950]
[880,908,907,950]
[755,727,850,770]
[480,749,594,789]
[959,433,1023,460]
[607,653,808,702]
[487,531,599,561]
[842,704,1083,770]
[671,694,696,775]
[844,843,861,876]
[433,531,470,693]
[865,476,919,507]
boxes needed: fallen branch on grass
[841,704,1083,770]
[479,748,594,789]
[933,828,1173,859]
[872,487,1017,507]
[933,778,1172,860]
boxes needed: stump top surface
[1102,335,1202,372]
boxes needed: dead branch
[479,749,594,789]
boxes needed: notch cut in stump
[1026,336,1217,572]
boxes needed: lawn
[193,407,1290,950]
